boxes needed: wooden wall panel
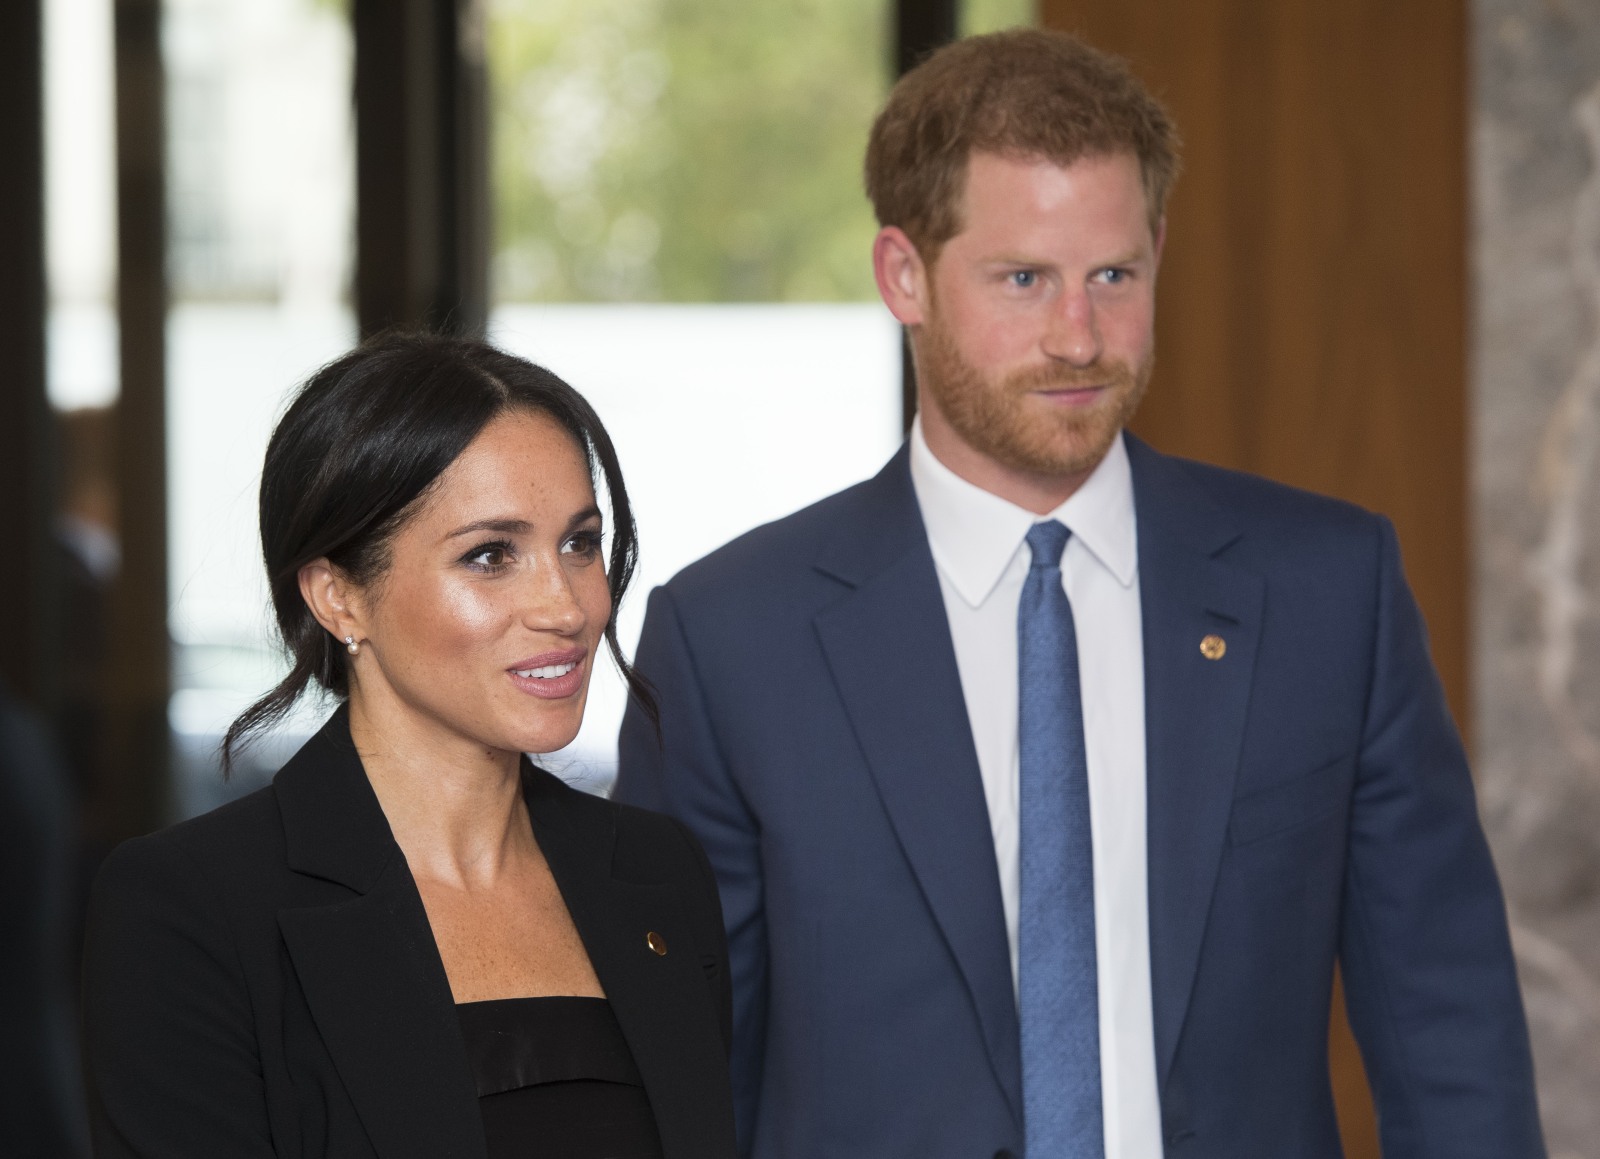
[1039,3,1469,1157]
[1040,0,1467,723]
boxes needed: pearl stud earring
[344,635,359,656]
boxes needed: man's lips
[507,648,587,699]
[1032,384,1110,407]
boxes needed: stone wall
[1474,4,1600,1155]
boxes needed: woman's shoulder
[92,783,291,918]
[528,766,711,887]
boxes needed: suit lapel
[274,712,486,1159]
[811,448,1023,1127]
[526,770,735,1159]
[1128,438,1264,1084]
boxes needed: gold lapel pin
[646,931,668,956]
[1199,634,1227,661]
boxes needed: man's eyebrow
[980,245,1151,267]
[443,518,532,540]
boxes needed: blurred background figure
[0,686,87,1158]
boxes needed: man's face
[913,150,1162,489]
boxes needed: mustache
[1004,360,1139,393]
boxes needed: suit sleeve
[82,835,277,1158]
[616,585,767,1155]
[1338,517,1545,1157]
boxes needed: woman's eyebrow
[565,506,603,532]
[443,517,533,540]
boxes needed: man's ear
[298,559,364,646]
[1152,214,1167,272]
[872,226,931,327]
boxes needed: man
[615,29,1543,1159]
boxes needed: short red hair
[865,28,1180,262]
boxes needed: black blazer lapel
[811,447,1023,1127]
[525,770,736,1159]
[1128,437,1264,1085]
[273,712,486,1159]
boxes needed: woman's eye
[463,542,514,571]
[562,530,603,558]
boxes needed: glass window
[962,0,1035,37]
[163,0,356,815]
[487,0,904,790]
[45,0,119,413]
[144,0,1040,808]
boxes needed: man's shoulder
[662,452,911,604]
[1130,437,1388,553]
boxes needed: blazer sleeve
[666,814,735,1056]
[616,585,767,1155]
[1338,517,1545,1157]
[82,834,278,1158]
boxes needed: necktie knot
[1026,519,1071,571]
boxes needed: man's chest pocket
[1227,754,1355,846]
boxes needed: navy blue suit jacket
[614,436,1543,1158]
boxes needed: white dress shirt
[909,419,1164,1159]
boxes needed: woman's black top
[457,996,664,1159]
[82,710,737,1158]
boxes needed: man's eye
[1098,267,1129,285]
[1009,270,1038,288]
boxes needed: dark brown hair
[864,28,1181,262]
[221,331,655,773]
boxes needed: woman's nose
[519,561,586,635]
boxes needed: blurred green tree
[962,0,1033,38]
[490,0,888,302]
[489,0,1035,303]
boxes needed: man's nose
[1042,287,1102,367]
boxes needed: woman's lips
[507,648,587,700]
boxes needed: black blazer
[82,709,737,1159]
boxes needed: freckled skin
[353,409,612,762]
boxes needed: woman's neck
[345,687,532,891]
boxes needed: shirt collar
[909,417,1138,608]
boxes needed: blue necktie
[1018,520,1103,1157]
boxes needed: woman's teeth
[514,662,577,680]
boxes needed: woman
[82,334,736,1159]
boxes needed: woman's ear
[298,559,363,646]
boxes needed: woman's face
[341,409,612,757]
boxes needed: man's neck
[917,407,1110,516]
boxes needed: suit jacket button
[646,930,668,956]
